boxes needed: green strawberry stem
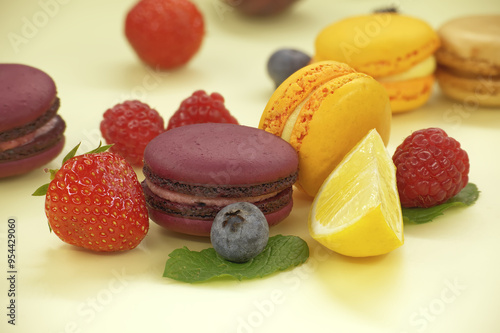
[32,142,113,196]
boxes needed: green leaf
[402,183,479,224]
[85,141,113,154]
[32,183,50,196]
[163,235,309,283]
[62,142,81,163]
[47,168,58,180]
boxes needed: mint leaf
[163,235,309,283]
[402,183,479,224]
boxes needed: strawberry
[125,0,205,70]
[33,143,149,252]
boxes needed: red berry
[125,0,204,70]
[100,100,164,165]
[166,90,238,130]
[392,128,470,208]
[44,150,149,252]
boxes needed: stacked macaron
[313,13,440,113]
[0,64,65,178]
[259,60,391,197]
[435,15,500,107]
[142,123,298,236]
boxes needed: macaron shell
[292,75,391,196]
[381,75,435,112]
[144,123,298,186]
[314,14,440,77]
[436,68,500,107]
[0,138,64,178]
[435,15,500,76]
[259,61,357,137]
[148,200,293,237]
[0,64,57,132]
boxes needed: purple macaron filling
[142,181,294,220]
[0,114,65,161]
[143,164,297,198]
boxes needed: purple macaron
[0,64,65,178]
[142,123,299,236]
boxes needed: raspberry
[100,100,165,165]
[125,0,204,70]
[392,128,469,208]
[166,90,238,130]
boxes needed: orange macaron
[313,13,440,113]
[259,61,391,197]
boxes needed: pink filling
[145,179,279,206]
[0,117,58,152]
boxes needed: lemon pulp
[308,129,403,257]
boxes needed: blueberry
[373,6,399,13]
[267,48,311,88]
[210,202,269,263]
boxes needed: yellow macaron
[259,61,391,197]
[313,13,440,113]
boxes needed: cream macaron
[435,15,500,107]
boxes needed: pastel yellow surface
[314,14,440,77]
[309,129,403,257]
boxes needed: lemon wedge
[308,129,403,257]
